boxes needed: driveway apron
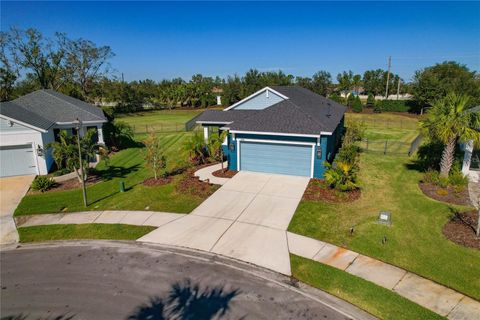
[138,171,310,275]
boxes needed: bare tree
[0,32,18,101]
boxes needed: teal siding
[240,141,312,177]
[233,90,284,110]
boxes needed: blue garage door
[0,144,37,177]
[240,141,312,177]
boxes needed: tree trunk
[440,138,456,178]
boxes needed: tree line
[1,28,479,113]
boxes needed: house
[196,86,346,178]
[0,90,107,177]
[461,105,480,181]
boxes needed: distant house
[0,90,107,177]
[196,86,346,178]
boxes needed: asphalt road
[0,241,375,320]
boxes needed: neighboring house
[0,90,107,177]
[196,86,346,178]
[461,106,480,180]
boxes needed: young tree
[420,93,480,177]
[352,96,363,113]
[208,131,228,171]
[144,133,167,180]
[366,93,375,107]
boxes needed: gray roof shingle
[0,101,55,131]
[13,90,107,123]
[198,86,346,135]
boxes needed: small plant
[144,133,167,179]
[324,161,359,192]
[448,166,468,188]
[31,175,56,192]
[366,93,375,108]
[352,96,363,113]
[184,132,208,165]
[423,169,440,185]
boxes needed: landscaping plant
[366,93,375,108]
[324,161,359,191]
[184,132,208,165]
[31,176,56,192]
[144,133,167,180]
[420,93,480,177]
[207,131,228,170]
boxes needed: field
[290,113,480,300]
[116,109,202,135]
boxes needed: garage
[239,140,313,177]
[0,144,37,177]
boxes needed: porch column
[97,125,105,145]
[462,140,474,176]
[203,126,209,143]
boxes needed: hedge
[374,100,417,113]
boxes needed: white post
[462,140,474,176]
[203,126,209,143]
[97,125,105,145]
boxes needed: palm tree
[208,131,228,171]
[420,93,480,177]
[184,132,207,165]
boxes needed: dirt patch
[212,169,237,178]
[419,182,471,206]
[176,168,220,198]
[302,179,361,203]
[30,175,102,194]
[443,210,479,249]
[143,176,172,186]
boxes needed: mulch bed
[443,210,479,249]
[143,176,172,186]
[30,175,102,194]
[302,179,361,203]
[175,167,220,197]
[212,169,237,178]
[419,182,471,206]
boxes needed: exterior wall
[0,117,49,175]
[233,90,285,110]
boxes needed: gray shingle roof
[198,86,346,135]
[12,90,107,123]
[196,109,259,124]
[0,101,54,131]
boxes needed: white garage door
[0,144,37,177]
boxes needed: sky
[1,1,479,82]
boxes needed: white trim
[223,86,289,111]
[320,131,333,135]
[196,121,232,125]
[31,141,40,175]
[228,129,320,138]
[0,115,48,133]
[237,138,315,178]
[316,137,321,146]
[55,120,107,125]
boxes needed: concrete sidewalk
[194,162,230,185]
[17,210,185,228]
[287,232,480,320]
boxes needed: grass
[289,114,480,300]
[14,132,213,216]
[291,255,445,320]
[18,224,155,242]
[116,109,202,135]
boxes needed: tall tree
[8,28,67,90]
[65,38,114,100]
[420,93,480,177]
[336,70,354,95]
[413,61,480,108]
[311,71,332,96]
[0,32,18,101]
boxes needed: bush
[329,93,345,105]
[336,144,360,166]
[343,121,365,145]
[31,176,56,192]
[448,167,468,188]
[366,93,375,108]
[352,96,363,113]
[324,161,359,191]
[422,167,468,190]
[346,94,355,107]
[375,100,415,113]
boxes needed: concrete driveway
[139,171,309,275]
[0,175,34,244]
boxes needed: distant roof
[0,90,107,131]
[196,86,346,136]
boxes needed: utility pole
[396,77,401,100]
[385,56,391,99]
[75,118,88,207]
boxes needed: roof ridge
[42,90,104,121]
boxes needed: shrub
[423,170,440,185]
[329,93,345,104]
[346,94,355,107]
[352,96,363,113]
[448,167,468,188]
[366,93,375,108]
[324,161,359,191]
[343,121,365,145]
[375,100,415,112]
[336,144,360,166]
[31,176,56,192]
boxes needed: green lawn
[15,132,216,216]
[18,224,155,242]
[116,109,202,134]
[289,115,480,300]
[291,255,444,320]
